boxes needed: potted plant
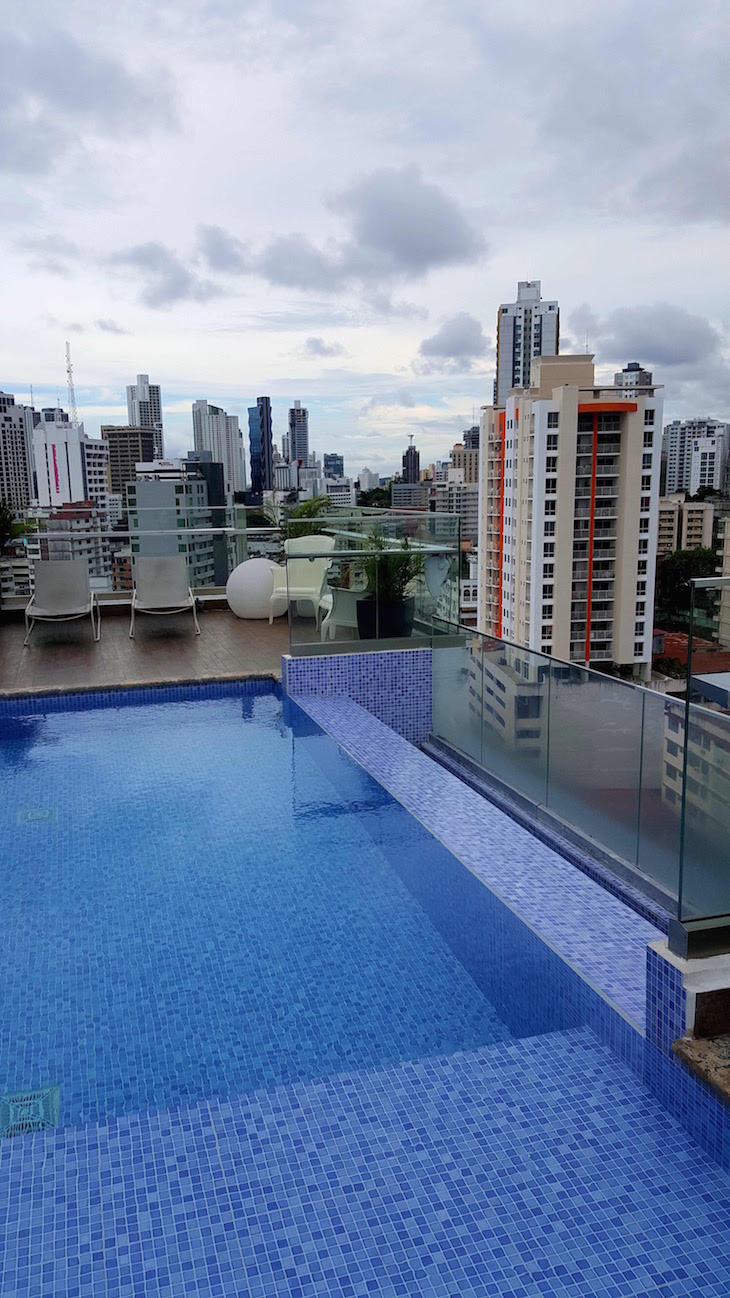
[356,534,425,639]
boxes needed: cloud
[197,224,249,273]
[43,314,85,333]
[413,312,490,374]
[108,242,220,308]
[19,235,81,276]
[95,318,130,335]
[303,336,347,358]
[0,32,176,175]
[569,302,722,368]
[254,166,486,292]
[360,389,416,416]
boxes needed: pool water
[3,681,730,1298]
[1,684,513,1130]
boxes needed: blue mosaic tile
[3,1025,730,1298]
[290,692,662,1030]
[646,944,687,1055]
[283,648,432,744]
[3,678,730,1298]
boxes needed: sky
[2,0,730,477]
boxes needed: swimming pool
[2,680,730,1297]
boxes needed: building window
[644,409,655,425]
[546,456,558,473]
[635,621,645,634]
[635,642,644,656]
[642,453,652,468]
[542,584,554,598]
[642,475,652,490]
[545,478,557,494]
[544,542,555,556]
[638,539,648,553]
[544,500,556,515]
[546,434,558,450]
[644,432,654,448]
[638,559,648,573]
[543,605,553,618]
[547,412,559,428]
[543,563,554,577]
[544,521,556,536]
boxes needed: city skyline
[2,4,728,477]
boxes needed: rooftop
[0,607,288,696]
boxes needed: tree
[0,498,13,556]
[656,548,717,619]
[358,487,390,509]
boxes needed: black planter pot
[356,596,415,639]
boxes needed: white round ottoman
[226,559,287,620]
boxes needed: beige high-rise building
[656,494,713,557]
[450,442,479,484]
[101,425,156,495]
[477,354,663,674]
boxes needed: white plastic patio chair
[281,535,335,628]
[23,558,100,646]
[320,586,361,641]
[129,556,200,638]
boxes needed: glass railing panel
[431,631,483,764]
[545,663,644,866]
[480,639,550,806]
[636,690,682,911]
[679,702,730,923]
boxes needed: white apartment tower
[127,374,164,460]
[494,281,559,408]
[663,418,730,494]
[0,392,35,513]
[477,354,663,676]
[33,413,109,515]
[192,400,244,497]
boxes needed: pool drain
[16,808,58,825]
[0,1086,61,1137]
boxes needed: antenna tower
[65,341,79,428]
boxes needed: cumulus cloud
[19,235,81,276]
[95,318,130,335]
[0,32,176,175]
[197,224,249,273]
[413,312,490,374]
[254,166,486,292]
[303,336,347,357]
[108,242,220,308]
[569,302,722,368]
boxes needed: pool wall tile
[287,691,730,1173]
[282,648,432,743]
[646,943,687,1055]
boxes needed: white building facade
[494,280,559,408]
[127,374,164,460]
[478,354,663,676]
[192,400,244,497]
[663,418,730,494]
[0,392,35,514]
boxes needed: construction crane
[65,340,79,428]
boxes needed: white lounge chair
[277,535,336,628]
[23,558,100,646]
[129,556,201,638]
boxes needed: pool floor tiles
[2,1024,730,1298]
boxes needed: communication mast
[65,341,79,428]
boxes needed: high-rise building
[463,425,480,450]
[0,392,35,514]
[288,401,309,466]
[657,495,714,556]
[27,500,112,585]
[450,442,479,484]
[192,400,244,497]
[435,480,479,543]
[391,482,428,508]
[358,467,380,493]
[663,418,730,494]
[689,430,730,494]
[614,361,654,395]
[248,397,274,497]
[477,354,663,675]
[494,280,559,407]
[402,439,420,484]
[323,453,344,479]
[33,414,109,515]
[126,375,164,460]
[101,425,156,495]
[127,460,216,587]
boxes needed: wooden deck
[0,607,290,696]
